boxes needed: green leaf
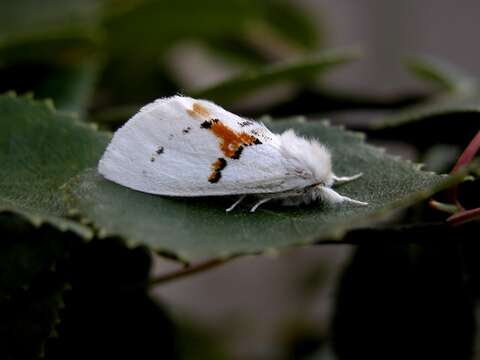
[45,239,180,359]
[0,215,71,299]
[192,48,360,104]
[248,87,426,118]
[0,267,67,359]
[0,94,109,237]
[368,57,480,148]
[257,0,319,50]
[99,0,322,107]
[36,59,100,118]
[0,58,100,120]
[368,94,480,149]
[103,0,316,54]
[0,36,99,67]
[103,0,259,56]
[0,0,103,49]
[406,56,476,95]
[65,119,461,263]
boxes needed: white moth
[98,95,367,212]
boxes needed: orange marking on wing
[209,120,258,158]
[208,158,227,183]
[208,172,219,183]
[211,158,226,170]
[187,103,210,118]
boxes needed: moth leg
[319,186,368,206]
[332,173,363,185]
[250,198,272,212]
[226,195,246,212]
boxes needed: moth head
[278,129,333,186]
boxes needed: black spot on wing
[208,157,227,183]
[151,146,164,161]
[249,129,267,143]
[239,120,254,127]
[200,119,219,129]
[217,157,227,170]
[231,145,244,159]
[200,120,211,129]
[208,171,221,183]
[182,126,191,134]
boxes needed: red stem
[447,207,480,226]
[446,131,480,208]
[451,131,480,173]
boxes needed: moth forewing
[98,95,367,212]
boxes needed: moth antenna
[340,195,368,206]
[319,186,368,206]
[226,195,246,212]
[332,172,363,185]
[250,198,271,212]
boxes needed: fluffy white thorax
[276,129,333,186]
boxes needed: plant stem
[447,131,480,208]
[447,207,480,226]
[451,131,480,173]
[148,257,234,287]
[428,199,459,214]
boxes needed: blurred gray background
[310,0,480,94]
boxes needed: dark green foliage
[46,239,179,359]
[0,215,76,359]
[0,268,67,359]
[333,225,477,360]
[0,215,69,300]
[192,48,360,105]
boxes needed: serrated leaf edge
[0,92,102,239]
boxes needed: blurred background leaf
[192,47,360,105]
[0,0,103,47]
[363,57,479,150]
[405,55,476,95]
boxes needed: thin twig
[451,131,480,173]
[430,131,480,212]
[447,207,480,226]
[448,130,480,208]
[148,257,234,287]
[428,199,460,214]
